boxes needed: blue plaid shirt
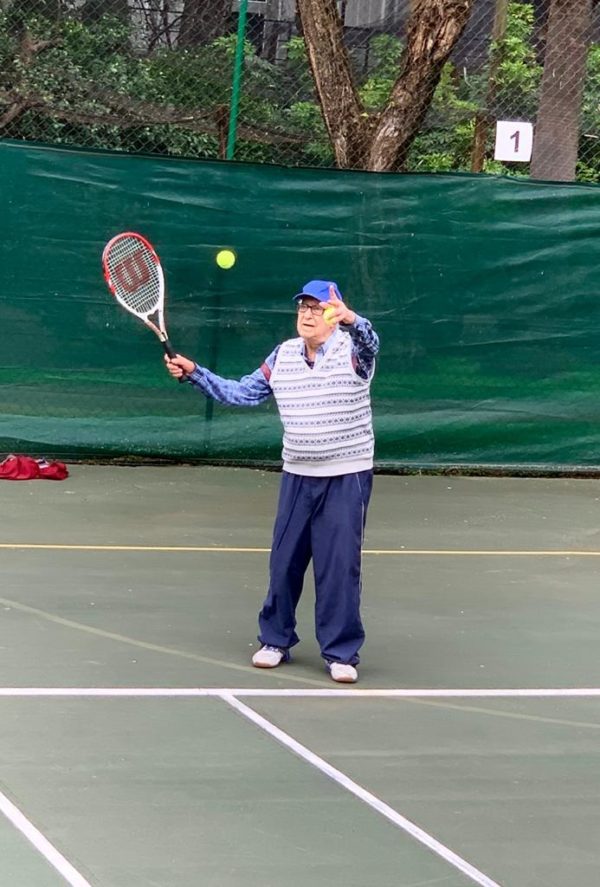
[188,314,379,406]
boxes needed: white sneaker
[252,645,288,668]
[328,662,358,683]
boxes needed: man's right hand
[164,354,195,379]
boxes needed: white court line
[220,692,501,887]
[0,790,91,887]
[1,687,600,697]
[1,543,600,556]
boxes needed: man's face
[295,297,335,345]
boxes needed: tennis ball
[323,306,337,324]
[216,249,236,270]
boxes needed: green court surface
[1,466,600,886]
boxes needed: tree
[178,0,230,48]
[530,0,593,181]
[295,0,475,171]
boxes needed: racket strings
[105,238,162,316]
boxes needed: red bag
[0,454,69,480]
[37,458,69,480]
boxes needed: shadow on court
[1,466,600,886]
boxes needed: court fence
[0,1,599,182]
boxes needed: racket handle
[162,339,177,359]
[162,339,186,384]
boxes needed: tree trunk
[296,0,474,172]
[368,0,475,171]
[178,0,230,48]
[296,0,370,168]
[530,0,593,181]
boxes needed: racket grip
[162,339,186,384]
[162,339,177,359]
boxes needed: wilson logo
[114,251,150,293]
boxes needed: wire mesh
[0,0,598,182]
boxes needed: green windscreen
[1,139,599,470]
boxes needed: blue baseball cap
[293,280,342,303]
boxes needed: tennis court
[2,465,600,887]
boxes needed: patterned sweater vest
[269,331,374,476]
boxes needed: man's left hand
[320,285,356,326]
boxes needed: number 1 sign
[494,120,533,162]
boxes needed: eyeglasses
[297,302,325,316]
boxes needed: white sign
[494,120,533,162]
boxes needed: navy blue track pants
[258,469,373,665]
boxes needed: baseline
[1,543,600,556]
[1,687,600,697]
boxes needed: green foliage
[581,43,600,171]
[359,34,404,111]
[281,35,314,102]
[492,1,542,117]
[407,119,472,172]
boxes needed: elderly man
[166,280,379,683]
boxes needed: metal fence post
[226,0,249,160]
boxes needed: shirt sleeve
[187,346,279,407]
[340,313,380,380]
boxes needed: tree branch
[19,31,61,66]
[0,96,39,128]
[0,29,61,130]
[0,84,306,146]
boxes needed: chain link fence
[0,0,598,181]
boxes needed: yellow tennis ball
[323,306,337,324]
[216,249,236,270]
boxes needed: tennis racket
[102,232,177,359]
